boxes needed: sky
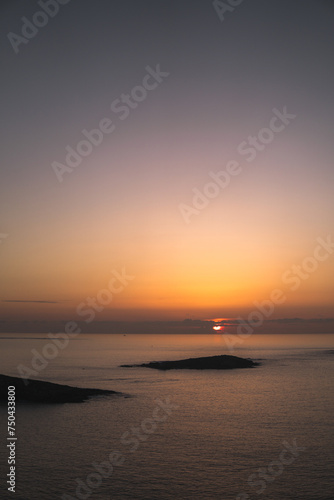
[0,0,333,331]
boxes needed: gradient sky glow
[1,0,334,328]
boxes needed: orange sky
[1,1,334,328]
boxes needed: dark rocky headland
[0,374,121,404]
[121,354,259,371]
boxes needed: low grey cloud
[267,318,334,324]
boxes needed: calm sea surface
[0,333,333,500]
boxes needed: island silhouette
[121,354,259,371]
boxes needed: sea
[0,333,333,500]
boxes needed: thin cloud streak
[2,300,60,304]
